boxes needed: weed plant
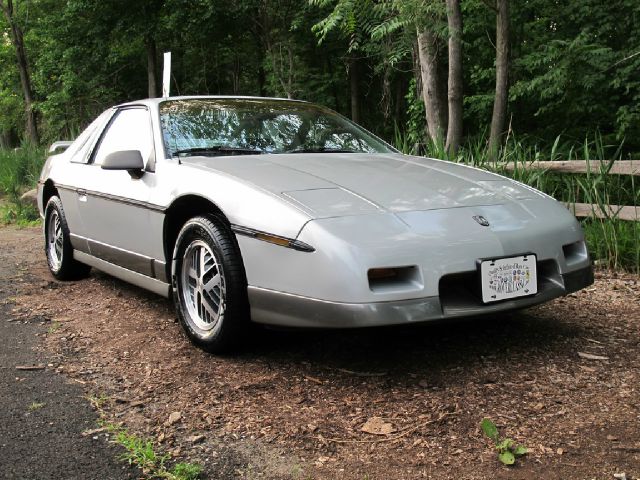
[105,424,202,480]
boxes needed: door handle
[77,189,87,202]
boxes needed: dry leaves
[3,227,640,480]
[361,417,396,436]
[166,411,182,426]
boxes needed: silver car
[37,96,594,352]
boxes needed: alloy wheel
[47,209,63,271]
[180,240,226,331]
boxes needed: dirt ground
[3,225,640,479]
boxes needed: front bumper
[248,264,594,328]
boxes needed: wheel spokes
[200,295,218,321]
[181,240,226,331]
[203,272,221,294]
[48,210,63,270]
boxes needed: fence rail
[503,159,640,176]
[499,160,638,221]
[565,203,639,221]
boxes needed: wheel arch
[162,195,234,281]
[42,179,58,209]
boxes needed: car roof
[117,95,311,109]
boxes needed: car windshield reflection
[160,98,395,157]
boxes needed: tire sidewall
[44,197,70,278]
[172,216,247,351]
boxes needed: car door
[49,110,114,249]
[75,106,160,277]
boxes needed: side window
[92,108,154,167]
[67,110,112,163]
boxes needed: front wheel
[44,196,91,280]
[172,215,250,353]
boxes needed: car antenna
[162,52,181,165]
[162,51,171,98]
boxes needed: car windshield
[159,98,395,157]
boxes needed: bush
[0,146,46,225]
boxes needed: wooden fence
[502,160,639,222]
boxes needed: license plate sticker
[480,255,537,303]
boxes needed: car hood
[181,153,544,218]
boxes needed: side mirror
[101,150,145,178]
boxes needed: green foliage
[506,0,640,150]
[0,0,638,154]
[0,200,40,225]
[116,430,166,473]
[402,77,426,149]
[47,321,61,334]
[28,401,46,411]
[310,0,392,52]
[0,146,44,225]
[107,424,202,480]
[480,418,498,441]
[0,146,45,200]
[171,463,203,480]
[87,393,110,411]
[481,418,527,466]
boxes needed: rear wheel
[44,196,91,280]
[172,215,249,353]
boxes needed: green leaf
[496,438,514,452]
[514,445,528,456]
[481,418,498,441]
[498,451,515,465]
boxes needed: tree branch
[605,50,640,71]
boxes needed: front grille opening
[438,259,560,314]
[368,266,422,293]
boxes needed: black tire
[44,196,91,280]
[171,215,250,353]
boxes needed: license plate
[480,254,537,303]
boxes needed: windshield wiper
[285,147,359,154]
[173,146,264,156]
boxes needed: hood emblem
[473,215,490,227]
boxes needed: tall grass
[0,146,46,224]
[394,128,639,272]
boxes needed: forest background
[1,0,639,269]
[1,0,639,154]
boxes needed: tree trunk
[258,65,267,97]
[348,55,360,123]
[0,0,38,144]
[416,29,446,145]
[325,53,340,112]
[488,0,510,157]
[0,129,17,149]
[146,37,158,98]
[445,0,463,156]
[394,75,406,124]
